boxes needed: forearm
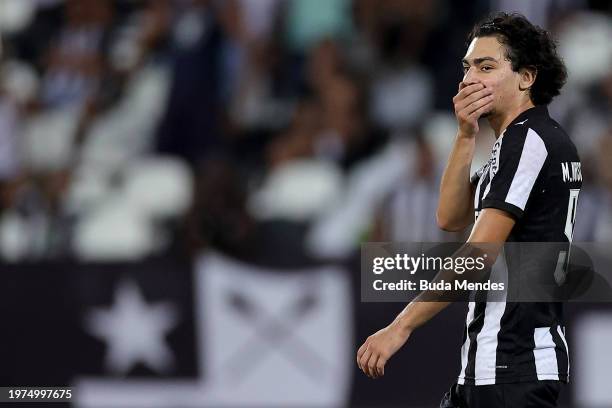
[392,212,513,335]
[437,132,476,231]
[392,299,452,334]
[390,249,469,333]
[390,250,474,334]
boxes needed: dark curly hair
[467,12,567,106]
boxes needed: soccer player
[357,13,581,407]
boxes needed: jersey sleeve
[481,126,548,219]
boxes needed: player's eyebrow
[462,56,499,65]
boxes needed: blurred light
[0,59,40,104]
[558,12,612,86]
[574,313,612,406]
[0,211,30,261]
[0,0,35,34]
[73,197,156,261]
[249,159,343,222]
[423,111,458,164]
[22,108,79,172]
[122,157,193,219]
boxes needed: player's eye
[462,66,469,73]
[481,66,493,72]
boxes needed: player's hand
[356,321,411,379]
[453,81,494,137]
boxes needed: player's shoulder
[503,107,576,156]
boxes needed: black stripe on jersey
[522,311,540,382]
[495,302,518,381]
[464,301,487,382]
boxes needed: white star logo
[85,279,179,375]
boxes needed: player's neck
[488,99,536,138]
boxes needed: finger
[455,87,493,111]
[455,83,482,102]
[454,82,484,103]
[357,342,369,370]
[461,94,493,118]
[357,341,368,362]
[468,98,494,120]
[370,353,383,379]
[365,351,379,379]
[465,94,494,117]
[457,81,481,94]
[459,80,480,91]
[376,356,387,377]
[363,351,373,378]
[455,95,492,130]
[469,100,494,120]
[359,348,372,375]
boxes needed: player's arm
[437,135,476,231]
[356,208,515,379]
[436,81,494,231]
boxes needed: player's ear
[518,66,537,91]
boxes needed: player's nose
[462,68,479,85]
[460,75,481,90]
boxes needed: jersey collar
[507,105,549,127]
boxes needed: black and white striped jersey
[459,105,582,385]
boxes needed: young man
[356,13,581,408]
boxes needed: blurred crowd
[0,0,610,263]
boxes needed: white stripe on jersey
[474,252,508,385]
[458,301,476,385]
[473,301,504,385]
[557,325,570,379]
[533,327,560,381]
[505,128,548,210]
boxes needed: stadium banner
[1,251,611,406]
[1,252,354,407]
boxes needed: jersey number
[555,189,580,285]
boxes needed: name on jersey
[489,140,502,177]
[561,162,582,182]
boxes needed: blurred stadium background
[0,0,611,407]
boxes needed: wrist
[456,130,477,140]
[392,314,415,337]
